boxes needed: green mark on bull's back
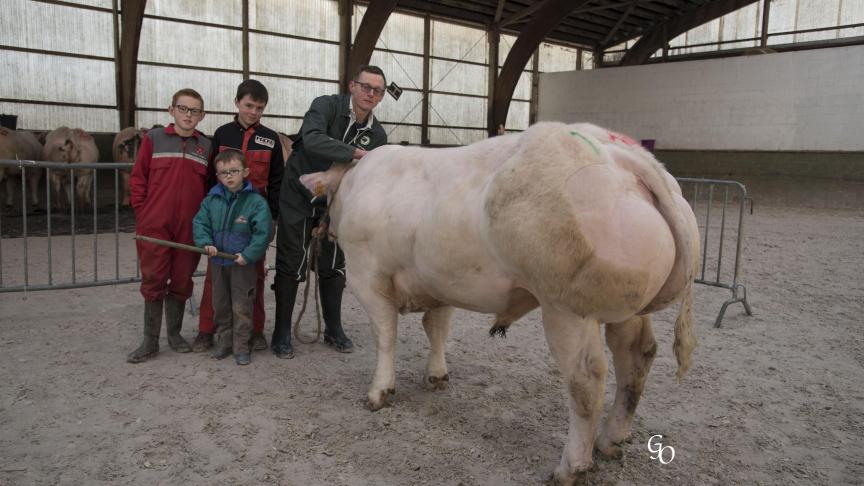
[570,130,600,156]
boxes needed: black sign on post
[387,82,402,101]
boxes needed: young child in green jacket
[192,150,272,365]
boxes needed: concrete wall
[538,45,864,152]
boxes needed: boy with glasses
[127,88,213,363]
[192,79,285,354]
[193,150,272,365]
[272,65,388,359]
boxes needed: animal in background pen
[112,127,150,206]
[0,127,43,210]
[42,127,99,210]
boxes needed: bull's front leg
[596,315,657,459]
[541,305,607,486]
[421,306,454,390]
[350,278,399,410]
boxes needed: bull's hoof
[595,442,623,461]
[424,373,450,391]
[367,388,396,411]
[545,470,588,486]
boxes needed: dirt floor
[0,202,862,485]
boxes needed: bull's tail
[614,149,699,382]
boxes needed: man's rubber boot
[271,274,298,359]
[319,276,353,353]
[191,332,213,352]
[127,299,163,363]
[165,296,192,353]
[249,330,268,351]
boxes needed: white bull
[304,122,700,484]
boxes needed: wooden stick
[134,234,238,260]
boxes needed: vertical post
[242,0,250,79]
[118,0,148,129]
[662,23,669,59]
[338,0,353,91]
[421,14,431,145]
[576,47,583,70]
[760,0,771,47]
[487,26,500,135]
[529,48,539,125]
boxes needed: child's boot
[127,299,163,363]
[164,296,192,353]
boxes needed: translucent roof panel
[373,89,423,126]
[0,0,114,58]
[1,51,115,106]
[431,60,487,97]
[431,21,487,63]
[249,33,340,80]
[382,124,422,145]
[375,11,425,54]
[539,43,580,73]
[499,34,534,67]
[1,102,118,133]
[369,51,424,90]
[429,94,486,129]
[145,0,242,27]
[136,65,243,114]
[252,0,339,41]
[136,110,233,136]
[428,127,487,146]
[139,18,242,71]
[506,100,529,131]
[253,76,339,117]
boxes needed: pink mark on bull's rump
[606,131,638,146]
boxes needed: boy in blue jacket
[193,150,272,365]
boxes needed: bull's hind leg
[350,277,399,410]
[542,306,607,485]
[596,315,657,459]
[421,306,454,390]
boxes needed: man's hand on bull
[204,245,217,257]
[353,148,368,159]
[235,254,247,266]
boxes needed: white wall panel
[0,0,114,57]
[146,0,242,27]
[0,102,118,133]
[540,43,579,73]
[506,101,529,131]
[260,117,302,137]
[253,0,339,41]
[538,46,864,151]
[136,65,242,113]
[249,33,339,80]
[139,18,242,70]
[376,12,424,54]
[1,51,115,105]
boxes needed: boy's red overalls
[130,125,212,301]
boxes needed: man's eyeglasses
[216,168,243,178]
[354,82,386,97]
[174,104,204,117]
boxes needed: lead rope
[290,162,354,344]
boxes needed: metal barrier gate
[676,177,753,327]
[0,159,141,293]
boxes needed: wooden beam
[345,0,398,91]
[242,0,249,79]
[118,0,147,129]
[338,0,353,90]
[620,0,760,65]
[422,14,430,145]
[490,0,590,134]
[487,26,500,134]
[494,0,506,24]
[600,1,637,47]
[500,0,546,28]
